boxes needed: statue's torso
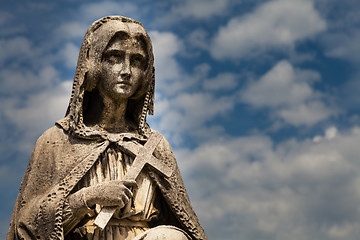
[66,145,159,240]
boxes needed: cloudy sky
[1,0,360,239]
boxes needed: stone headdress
[64,16,155,138]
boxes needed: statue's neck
[98,95,130,133]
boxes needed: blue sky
[1,0,360,239]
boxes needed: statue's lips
[116,81,131,86]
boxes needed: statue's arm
[62,188,95,235]
[8,129,60,239]
[7,127,91,239]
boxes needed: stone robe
[7,120,207,240]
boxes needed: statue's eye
[106,55,118,64]
[131,54,146,69]
[103,51,124,64]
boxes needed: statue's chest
[75,146,159,221]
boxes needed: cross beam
[93,132,173,230]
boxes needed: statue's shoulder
[35,122,68,147]
[149,129,172,150]
[149,129,177,165]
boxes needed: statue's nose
[120,71,130,80]
[120,58,131,80]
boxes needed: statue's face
[98,34,147,101]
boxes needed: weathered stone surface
[8,16,207,240]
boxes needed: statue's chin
[100,85,137,101]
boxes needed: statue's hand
[84,180,138,208]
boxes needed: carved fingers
[84,180,138,208]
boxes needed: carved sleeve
[9,129,62,239]
[8,127,97,240]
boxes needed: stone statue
[7,16,207,240]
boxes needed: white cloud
[240,60,336,126]
[187,29,209,51]
[2,80,72,153]
[338,72,360,111]
[150,31,186,94]
[203,72,238,90]
[327,222,359,239]
[316,0,360,64]
[150,30,240,95]
[178,126,360,240]
[150,31,181,78]
[171,93,234,125]
[278,101,334,126]
[211,0,326,59]
[323,30,360,64]
[152,0,232,26]
[0,66,57,95]
[54,2,139,41]
[0,37,36,64]
[170,0,229,19]
[149,30,240,143]
[150,92,235,144]
[55,22,87,40]
[313,126,338,142]
[0,11,11,26]
[241,61,317,108]
[81,2,138,23]
[59,42,80,69]
[4,80,71,129]
[20,2,54,11]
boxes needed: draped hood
[63,16,155,139]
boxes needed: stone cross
[93,132,173,229]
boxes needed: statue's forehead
[95,21,147,38]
